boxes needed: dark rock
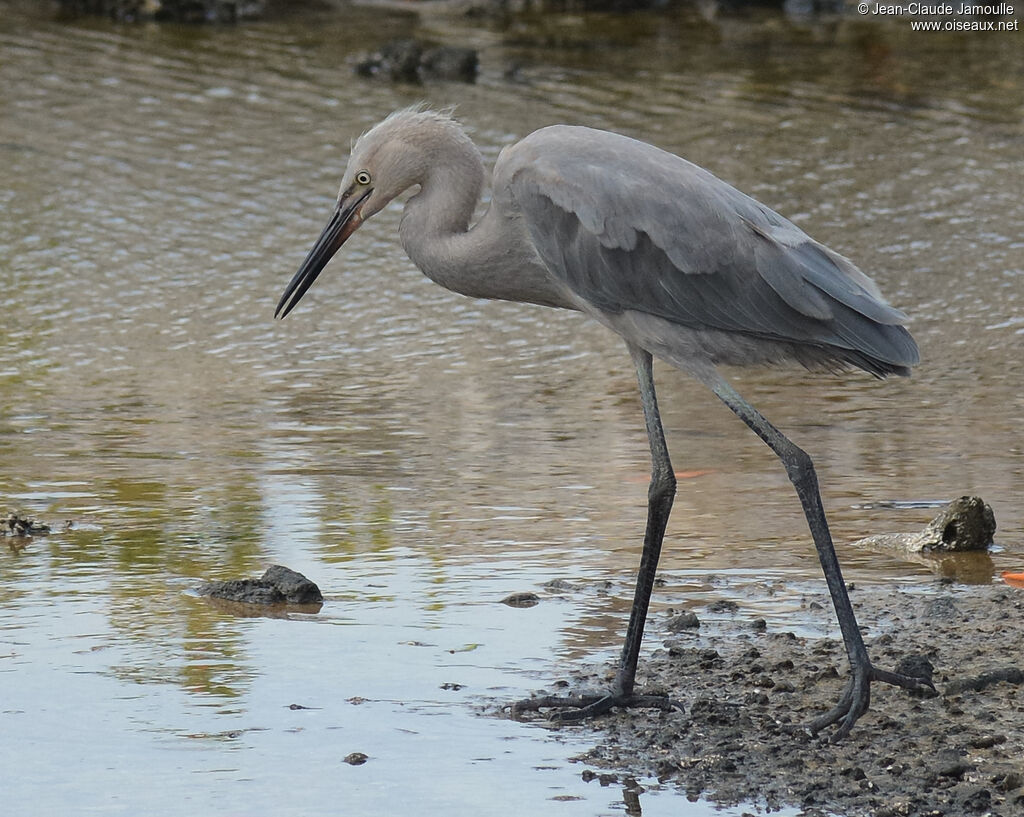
[355,39,423,83]
[501,592,540,607]
[938,763,973,779]
[422,47,479,83]
[201,579,285,605]
[343,752,368,766]
[707,599,739,614]
[968,733,1006,749]
[354,39,478,84]
[945,667,1024,695]
[5,514,51,536]
[262,565,323,603]
[57,0,263,23]
[543,578,575,592]
[197,565,323,605]
[666,611,700,631]
[996,771,1023,791]
[895,654,935,685]
[960,786,992,811]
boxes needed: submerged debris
[852,497,999,582]
[354,39,479,83]
[854,496,996,553]
[5,514,52,537]
[197,565,323,606]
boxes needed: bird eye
[355,171,372,186]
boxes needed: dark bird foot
[807,663,936,742]
[508,691,683,721]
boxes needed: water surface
[1,3,1021,814]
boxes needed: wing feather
[500,125,918,373]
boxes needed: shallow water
[1,2,1022,814]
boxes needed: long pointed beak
[275,189,372,319]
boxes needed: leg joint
[648,466,677,505]
[782,441,815,485]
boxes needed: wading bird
[276,107,930,740]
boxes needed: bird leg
[706,374,934,741]
[510,346,684,721]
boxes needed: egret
[276,107,930,740]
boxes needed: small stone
[667,611,700,631]
[544,579,575,592]
[945,667,1024,695]
[500,592,540,608]
[968,734,1005,749]
[895,654,935,686]
[935,760,973,779]
[960,786,991,810]
[924,596,959,620]
[421,46,478,83]
[343,752,368,766]
[997,771,1023,792]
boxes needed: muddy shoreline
[514,582,1024,816]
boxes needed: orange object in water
[1001,571,1024,588]
[626,469,715,483]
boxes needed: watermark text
[855,1,1020,29]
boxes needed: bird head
[275,108,465,319]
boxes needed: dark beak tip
[275,192,368,321]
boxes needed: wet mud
[515,582,1024,816]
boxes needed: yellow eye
[355,171,372,186]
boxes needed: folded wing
[501,125,919,376]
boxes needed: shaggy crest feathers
[355,105,472,154]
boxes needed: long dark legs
[510,353,929,736]
[615,345,677,697]
[510,345,682,719]
[706,373,932,739]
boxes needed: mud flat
[519,582,1024,816]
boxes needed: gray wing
[500,125,918,373]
